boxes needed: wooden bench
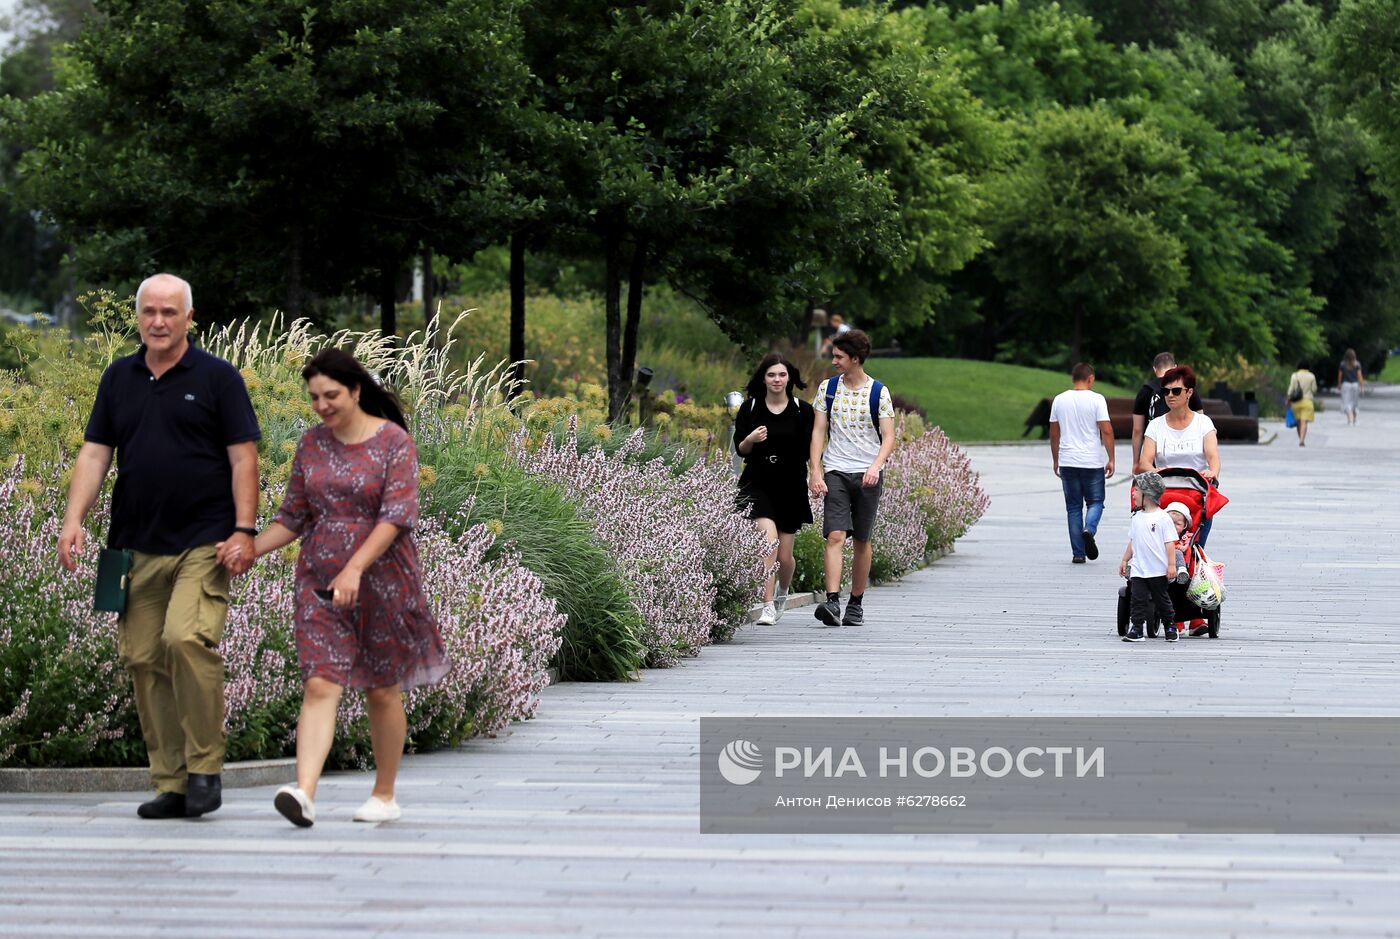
[1026,397,1258,442]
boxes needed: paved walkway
[3,388,1399,937]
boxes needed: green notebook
[93,548,133,614]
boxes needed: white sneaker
[756,603,777,625]
[274,785,315,828]
[774,584,789,617]
[352,795,401,822]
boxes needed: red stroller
[1116,467,1229,639]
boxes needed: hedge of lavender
[0,459,563,768]
[1,316,989,769]
[514,423,769,667]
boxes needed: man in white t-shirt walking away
[809,329,896,628]
[1049,363,1115,564]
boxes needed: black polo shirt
[84,341,261,554]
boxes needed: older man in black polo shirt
[58,273,261,820]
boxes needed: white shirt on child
[1129,508,1176,578]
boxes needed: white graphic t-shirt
[1129,508,1174,578]
[1144,412,1217,475]
[813,376,895,474]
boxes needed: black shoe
[1122,625,1145,642]
[813,599,842,628]
[185,773,222,817]
[841,603,864,627]
[1165,625,1179,642]
[1072,556,1086,564]
[137,791,187,819]
[1082,531,1098,560]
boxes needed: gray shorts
[823,470,883,542]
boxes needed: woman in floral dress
[239,348,447,827]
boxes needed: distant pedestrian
[734,353,815,625]
[1131,352,1203,471]
[1338,349,1365,425]
[809,329,895,628]
[57,273,261,820]
[1287,362,1319,447]
[819,312,851,357]
[1118,472,1186,643]
[234,348,447,828]
[1049,363,1115,564]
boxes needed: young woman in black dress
[733,353,815,624]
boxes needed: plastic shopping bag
[1186,545,1226,610]
[1284,405,1297,429]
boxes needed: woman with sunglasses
[1137,364,1220,547]
[1138,364,1220,637]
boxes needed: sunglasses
[1163,386,1188,396]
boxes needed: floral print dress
[274,421,448,690]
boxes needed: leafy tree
[4,0,533,331]
[985,105,1189,365]
[791,0,1000,341]
[521,0,904,418]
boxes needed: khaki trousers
[118,544,229,793]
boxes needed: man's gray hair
[1151,351,1177,371]
[135,273,194,313]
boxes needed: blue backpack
[823,376,885,442]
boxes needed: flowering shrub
[0,454,565,768]
[672,458,771,640]
[0,461,140,767]
[887,424,991,552]
[405,517,564,746]
[513,422,767,666]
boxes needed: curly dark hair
[745,353,806,401]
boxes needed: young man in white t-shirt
[1049,363,1115,564]
[1117,472,1185,642]
[809,329,895,628]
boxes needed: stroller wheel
[1116,587,1129,637]
[1208,609,1221,639]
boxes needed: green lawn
[1378,354,1400,384]
[868,358,1134,442]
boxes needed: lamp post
[724,390,745,475]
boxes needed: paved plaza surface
[3,388,1399,938]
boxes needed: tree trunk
[621,238,646,395]
[509,230,527,398]
[287,224,304,319]
[379,259,397,337]
[422,247,436,347]
[604,231,624,422]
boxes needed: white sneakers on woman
[352,795,402,822]
[756,602,778,625]
[274,785,315,828]
[273,785,400,825]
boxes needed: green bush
[420,432,645,682]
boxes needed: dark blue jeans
[1060,466,1106,558]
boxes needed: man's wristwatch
[233,526,258,537]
